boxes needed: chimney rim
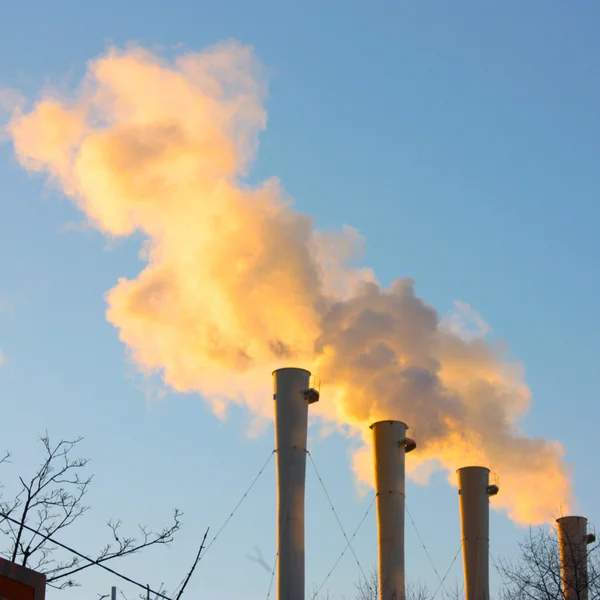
[272,367,312,376]
[369,419,409,430]
[455,465,490,474]
[556,515,588,524]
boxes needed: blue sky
[1,1,600,598]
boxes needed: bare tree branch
[497,526,600,600]
[46,510,182,587]
[0,434,182,593]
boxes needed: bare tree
[353,568,434,600]
[497,526,600,600]
[405,580,434,600]
[0,434,181,590]
[310,568,433,600]
[354,568,378,600]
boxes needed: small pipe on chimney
[457,466,498,600]
[557,516,595,600]
[273,368,319,600]
[371,420,416,600]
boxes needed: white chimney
[557,516,596,600]
[370,420,416,600]
[273,368,319,600]
[456,466,498,600]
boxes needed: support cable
[431,541,463,600]
[307,451,370,585]
[265,556,277,600]
[405,503,447,594]
[310,493,377,599]
[265,448,298,600]
[200,449,275,560]
[170,450,274,599]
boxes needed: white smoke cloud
[3,41,572,524]
[441,300,492,341]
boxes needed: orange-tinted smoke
[5,41,571,524]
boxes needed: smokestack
[456,466,498,600]
[370,420,416,600]
[273,368,319,600]
[556,516,596,600]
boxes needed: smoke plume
[5,41,571,524]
